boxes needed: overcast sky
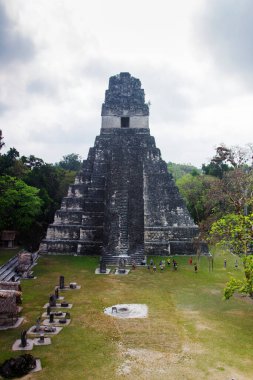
[0,0,252,167]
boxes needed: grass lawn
[0,252,253,379]
[0,248,20,266]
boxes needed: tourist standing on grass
[189,257,192,265]
[235,259,238,269]
[153,264,156,272]
[224,259,227,268]
[167,258,171,267]
[194,263,198,273]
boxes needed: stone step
[101,254,145,265]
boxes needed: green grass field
[0,253,253,379]
[0,249,20,266]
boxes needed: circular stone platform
[104,304,148,319]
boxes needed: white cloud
[0,1,35,65]
[0,0,252,167]
[197,0,253,86]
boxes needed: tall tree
[57,153,82,171]
[224,255,253,299]
[0,148,20,176]
[206,145,253,301]
[176,174,218,224]
[202,145,253,221]
[202,161,230,179]
[209,213,253,255]
[210,144,253,168]
[0,175,43,232]
[21,155,44,169]
[209,169,253,215]
[0,130,4,152]
[24,164,76,222]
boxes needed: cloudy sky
[0,0,253,167]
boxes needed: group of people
[145,257,199,273]
[146,258,189,272]
[133,256,239,273]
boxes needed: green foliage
[224,255,253,299]
[0,146,79,248]
[0,147,20,175]
[6,159,29,179]
[1,254,253,379]
[24,164,76,223]
[167,162,200,181]
[202,161,231,179]
[217,168,253,214]
[224,277,244,299]
[21,154,44,169]
[56,153,82,171]
[176,174,217,224]
[243,255,253,296]
[0,175,43,232]
[209,213,253,255]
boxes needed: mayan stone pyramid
[40,72,202,263]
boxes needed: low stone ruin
[0,282,22,305]
[16,252,33,277]
[114,258,130,275]
[0,230,16,248]
[58,275,80,290]
[0,290,21,327]
[0,281,22,292]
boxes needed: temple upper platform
[101,72,149,129]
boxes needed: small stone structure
[40,72,207,263]
[16,251,33,275]
[99,260,107,274]
[59,275,64,289]
[0,230,16,248]
[0,290,20,327]
[20,330,28,348]
[0,281,22,292]
[104,304,148,319]
[49,294,57,307]
[27,325,62,336]
[34,336,51,346]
